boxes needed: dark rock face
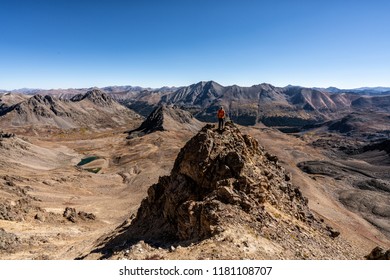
[128,106,166,135]
[0,132,15,139]
[360,139,390,155]
[127,105,200,138]
[365,246,390,260]
[63,207,77,223]
[128,122,316,242]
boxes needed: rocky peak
[127,105,201,137]
[71,89,114,106]
[133,105,166,134]
[27,94,43,105]
[11,95,63,118]
[24,94,58,106]
[161,81,224,106]
[127,122,319,243]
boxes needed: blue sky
[1,0,389,89]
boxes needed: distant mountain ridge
[322,86,390,96]
[3,81,390,129]
[0,89,141,130]
[4,85,180,96]
[153,81,356,126]
[5,84,390,96]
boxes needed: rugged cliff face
[129,122,317,242]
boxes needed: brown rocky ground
[0,122,197,260]
[0,118,389,260]
[246,126,390,248]
[82,123,363,260]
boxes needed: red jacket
[217,109,225,119]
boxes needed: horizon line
[1,81,390,92]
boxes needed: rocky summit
[70,89,114,107]
[130,122,315,241]
[88,122,359,259]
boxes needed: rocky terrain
[0,92,30,113]
[0,84,389,260]
[0,89,142,131]
[80,122,383,260]
[0,105,198,259]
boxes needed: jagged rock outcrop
[127,105,202,138]
[128,122,318,242]
[365,246,390,260]
[63,207,96,223]
[0,132,15,139]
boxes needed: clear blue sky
[1,0,389,89]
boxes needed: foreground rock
[129,122,317,242]
[83,123,360,259]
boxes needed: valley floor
[0,125,195,259]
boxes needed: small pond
[77,156,100,166]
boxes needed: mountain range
[0,89,141,130]
[121,81,390,130]
[323,86,390,95]
[2,81,390,132]
[2,84,390,96]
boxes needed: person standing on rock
[217,106,225,130]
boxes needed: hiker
[217,106,225,130]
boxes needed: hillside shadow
[78,220,198,259]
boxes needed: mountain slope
[0,134,76,170]
[161,81,224,107]
[0,90,142,130]
[156,82,354,127]
[0,93,30,116]
[351,95,390,112]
